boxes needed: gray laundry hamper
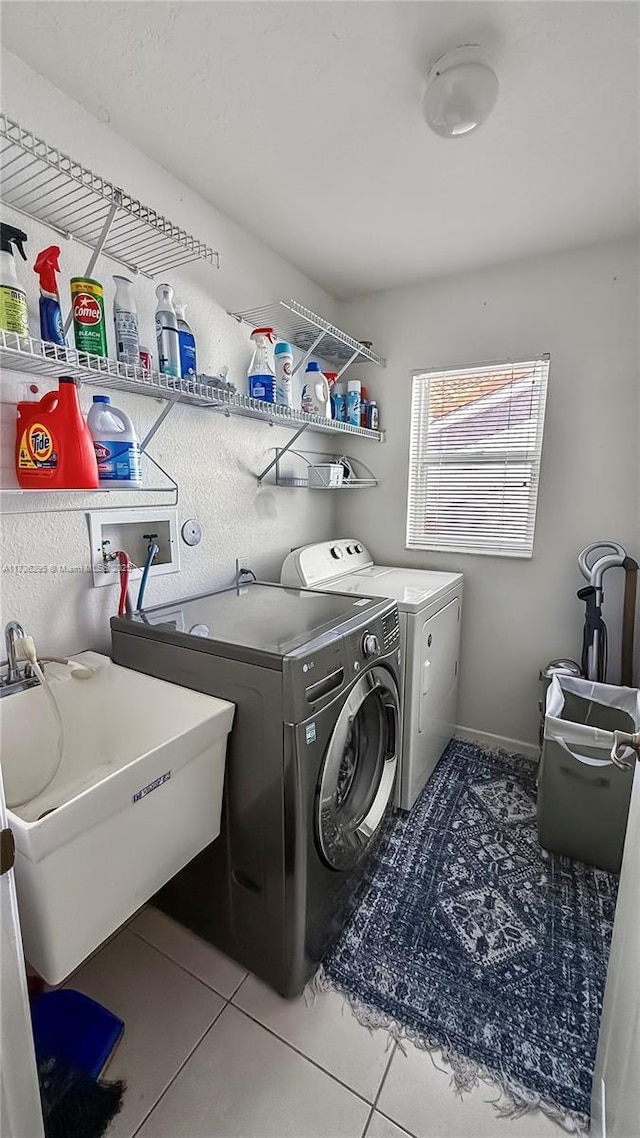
[537,674,639,872]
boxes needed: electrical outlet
[88,507,180,588]
[235,554,252,588]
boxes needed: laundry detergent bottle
[16,377,99,489]
[247,327,275,403]
[301,361,331,417]
[87,395,142,487]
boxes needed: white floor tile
[377,1042,566,1138]
[130,905,247,998]
[137,1004,371,1138]
[64,929,224,1138]
[366,1111,415,1138]
[233,972,392,1102]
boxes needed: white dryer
[281,540,463,811]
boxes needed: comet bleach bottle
[0,223,29,336]
[71,276,107,356]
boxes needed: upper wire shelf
[0,114,220,277]
[230,299,386,373]
[0,330,383,441]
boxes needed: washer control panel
[282,539,374,587]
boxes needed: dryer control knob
[362,633,379,658]
[354,543,363,553]
[330,545,344,559]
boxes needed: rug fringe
[308,966,589,1136]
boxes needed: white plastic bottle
[274,341,294,408]
[301,361,331,417]
[87,395,142,486]
[155,283,181,379]
[113,275,140,366]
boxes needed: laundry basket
[537,675,639,872]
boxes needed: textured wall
[336,237,640,748]
[0,50,341,658]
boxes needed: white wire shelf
[0,330,383,441]
[271,449,379,491]
[230,299,386,372]
[0,114,220,277]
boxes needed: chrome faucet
[1,621,38,697]
[5,621,26,684]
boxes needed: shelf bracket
[140,389,182,453]
[335,349,361,379]
[291,331,326,376]
[63,197,121,335]
[256,425,308,485]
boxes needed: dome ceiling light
[423,45,500,139]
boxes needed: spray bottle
[0,223,29,336]
[113,275,140,366]
[247,327,276,403]
[33,245,65,346]
[155,283,181,379]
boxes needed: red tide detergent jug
[16,376,99,489]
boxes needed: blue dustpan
[31,989,124,1079]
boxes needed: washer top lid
[318,567,462,612]
[112,582,391,666]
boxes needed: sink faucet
[5,621,27,684]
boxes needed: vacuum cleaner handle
[578,541,627,582]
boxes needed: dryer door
[317,666,399,871]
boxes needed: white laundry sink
[0,652,234,984]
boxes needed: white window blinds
[406,356,549,558]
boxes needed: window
[406,356,549,558]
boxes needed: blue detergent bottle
[247,327,276,403]
[175,300,197,379]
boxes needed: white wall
[0,50,340,658]
[337,238,640,748]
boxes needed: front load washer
[111,581,401,997]
[281,541,463,811]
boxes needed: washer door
[317,666,400,871]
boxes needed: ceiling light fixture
[423,45,499,139]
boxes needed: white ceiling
[3,2,639,297]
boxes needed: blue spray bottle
[33,245,65,346]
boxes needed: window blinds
[406,356,549,558]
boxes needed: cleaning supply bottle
[87,395,142,487]
[113,275,140,367]
[71,277,107,357]
[301,361,331,417]
[333,382,347,422]
[247,327,276,403]
[324,372,338,418]
[174,300,197,380]
[360,385,369,429]
[346,379,362,426]
[33,246,65,346]
[274,341,294,407]
[155,283,181,379]
[0,223,29,336]
[16,376,99,489]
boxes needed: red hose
[114,550,132,616]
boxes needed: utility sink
[0,652,234,984]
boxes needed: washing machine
[281,541,463,811]
[111,581,401,997]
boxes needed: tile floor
[66,906,567,1138]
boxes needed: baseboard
[455,725,539,762]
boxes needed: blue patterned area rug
[314,741,618,1133]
